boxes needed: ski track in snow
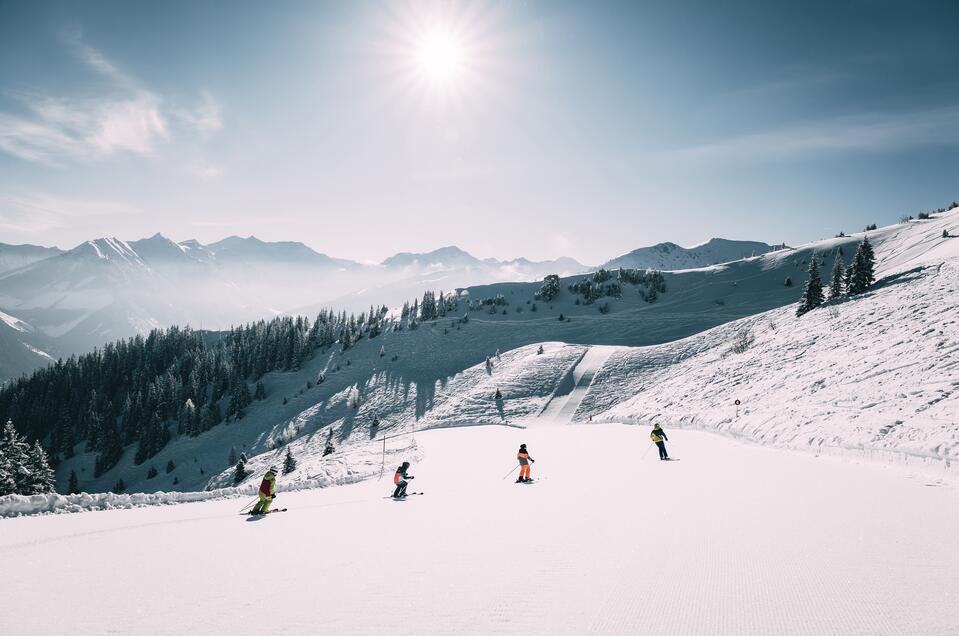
[2,425,958,635]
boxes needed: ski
[385,492,425,499]
[243,508,288,516]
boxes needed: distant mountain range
[603,238,775,271]
[0,243,64,275]
[0,234,774,382]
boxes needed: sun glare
[414,27,465,84]
[378,3,504,110]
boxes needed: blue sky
[1,0,957,263]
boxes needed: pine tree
[24,441,55,494]
[113,478,126,493]
[283,447,297,474]
[254,381,266,400]
[0,420,30,496]
[847,237,876,295]
[68,470,80,494]
[797,256,824,316]
[829,249,845,298]
[233,459,248,484]
[166,460,176,474]
[228,446,237,466]
[147,466,158,479]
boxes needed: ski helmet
[268,466,278,474]
[401,461,410,469]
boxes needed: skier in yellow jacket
[250,467,277,515]
[650,424,669,460]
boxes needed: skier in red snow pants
[517,444,535,482]
[393,461,414,498]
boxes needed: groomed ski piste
[2,210,959,634]
[3,421,959,634]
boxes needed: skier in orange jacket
[516,444,535,482]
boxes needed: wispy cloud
[0,192,140,234]
[174,92,223,139]
[185,161,224,181]
[0,32,221,166]
[189,218,274,229]
[674,106,959,162]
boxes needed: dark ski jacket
[394,466,413,485]
[517,449,533,465]
[650,427,668,443]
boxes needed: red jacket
[259,472,276,496]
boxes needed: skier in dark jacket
[393,461,414,498]
[516,443,535,482]
[650,424,669,460]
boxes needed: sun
[414,26,465,85]
[375,3,505,110]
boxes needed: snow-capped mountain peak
[603,238,774,270]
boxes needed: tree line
[797,236,876,316]
[0,307,387,480]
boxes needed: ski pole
[239,496,258,513]
[502,464,520,480]
[641,442,654,460]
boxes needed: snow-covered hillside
[33,208,956,497]
[582,262,958,465]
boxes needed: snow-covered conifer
[0,420,30,496]
[23,441,55,494]
[283,447,297,474]
[829,249,845,298]
[797,256,824,316]
[233,459,248,484]
[847,237,876,295]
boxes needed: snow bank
[0,444,417,518]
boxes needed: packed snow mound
[0,456,393,518]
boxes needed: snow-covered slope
[604,237,775,270]
[3,424,959,634]
[41,208,959,495]
[580,260,959,465]
[0,310,57,384]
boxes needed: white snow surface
[578,224,959,472]
[2,424,958,635]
